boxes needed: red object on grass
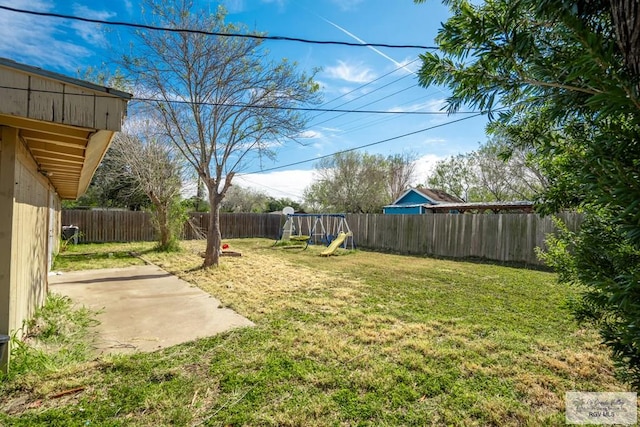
[222,243,229,250]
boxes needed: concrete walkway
[49,265,253,354]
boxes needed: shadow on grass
[56,251,137,262]
[357,247,553,272]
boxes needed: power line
[130,96,470,115]
[244,113,487,175]
[315,58,421,111]
[337,92,444,135]
[310,83,418,128]
[0,5,438,50]
[236,176,304,199]
[0,85,478,115]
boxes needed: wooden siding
[0,64,127,131]
[11,137,51,335]
[1,126,53,371]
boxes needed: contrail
[318,15,417,75]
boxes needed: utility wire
[0,5,438,50]
[337,92,442,135]
[315,57,421,111]
[130,95,471,115]
[0,85,478,115]
[310,83,418,128]
[236,176,304,199]
[244,113,486,175]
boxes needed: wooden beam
[32,153,85,166]
[28,143,84,159]
[21,130,89,147]
[37,163,82,172]
[0,115,92,140]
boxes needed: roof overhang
[0,58,131,199]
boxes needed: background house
[0,58,130,371]
[383,187,464,215]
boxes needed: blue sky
[0,0,490,200]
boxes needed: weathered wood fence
[62,210,581,265]
[62,210,282,243]
[344,213,581,265]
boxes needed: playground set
[276,208,354,255]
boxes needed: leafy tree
[63,150,150,210]
[304,152,390,213]
[182,195,210,213]
[427,153,477,201]
[123,0,319,267]
[108,127,184,251]
[426,138,545,202]
[417,0,640,385]
[304,151,418,212]
[266,197,303,213]
[220,186,269,213]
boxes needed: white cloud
[223,0,245,14]
[324,60,375,83]
[386,99,448,114]
[397,56,422,74]
[296,130,322,139]
[122,0,133,14]
[235,170,315,201]
[70,5,116,47]
[0,0,94,71]
[260,0,287,8]
[413,154,444,183]
[329,0,364,11]
[421,98,448,113]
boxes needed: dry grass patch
[1,238,630,426]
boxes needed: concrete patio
[49,265,253,354]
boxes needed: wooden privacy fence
[62,210,282,243]
[345,212,581,265]
[62,210,580,265]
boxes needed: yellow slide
[320,232,352,256]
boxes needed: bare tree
[123,0,319,266]
[109,125,183,250]
[387,153,417,201]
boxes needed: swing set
[277,212,354,251]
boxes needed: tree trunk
[157,204,170,250]
[609,0,640,79]
[203,192,222,268]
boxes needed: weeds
[2,294,99,381]
[0,239,628,426]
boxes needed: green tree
[63,150,150,210]
[123,0,319,267]
[417,0,640,385]
[303,152,390,213]
[266,197,303,213]
[220,186,269,213]
[109,128,184,251]
[427,138,545,202]
[427,153,476,201]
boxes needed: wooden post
[0,126,18,373]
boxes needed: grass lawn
[0,239,627,426]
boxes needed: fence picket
[61,210,581,265]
